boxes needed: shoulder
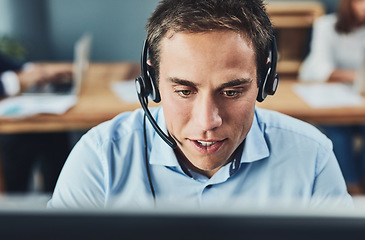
[255,108,330,148]
[304,14,338,48]
[315,14,337,28]
[255,108,335,176]
[312,14,337,36]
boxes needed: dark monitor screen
[1,208,365,240]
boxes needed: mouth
[190,139,225,154]
[196,140,218,147]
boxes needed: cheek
[160,92,190,131]
[235,105,255,127]
[227,99,256,136]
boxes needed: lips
[190,139,225,154]
[196,140,217,147]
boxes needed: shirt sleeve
[47,130,107,209]
[0,71,21,96]
[299,15,336,82]
[0,60,34,97]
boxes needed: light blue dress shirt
[48,107,352,209]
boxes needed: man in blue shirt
[48,0,352,209]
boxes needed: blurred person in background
[0,51,72,193]
[299,0,365,195]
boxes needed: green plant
[0,36,26,60]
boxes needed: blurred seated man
[0,51,72,193]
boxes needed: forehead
[161,30,253,52]
[159,31,257,83]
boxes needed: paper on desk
[293,83,364,108]
[111,80,139,103]
[0,95,77,118]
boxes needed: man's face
[158,30,258,177]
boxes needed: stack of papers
[293,83,364,108]
[110,80,139,103]
[0,95,77,118]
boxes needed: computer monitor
[0,204,364,240]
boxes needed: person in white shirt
[299,0,365,195]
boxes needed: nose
[193,93,223,131]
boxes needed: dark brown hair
[146,0,274,87]
[336,0,361,33]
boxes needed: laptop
[353,53,365,95]
[23,34,92,96]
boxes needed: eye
[222,90,239,97]
[175,89,193,98]
[180,90,192,96]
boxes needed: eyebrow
[168,77,198,88]
[168,77,253,89]
[219,78,253,89]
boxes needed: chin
[193,158,225,172]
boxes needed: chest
[331,30,365,69]
[106,158,314,209]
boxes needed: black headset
[134,6,279,201]
[257,36,279,102]
[135,39,178,149]
[135,35,279,148]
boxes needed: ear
[267,57,270,64]
[147,59,153,67]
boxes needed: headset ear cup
[147,65,161,103]
[135,76,145,97]
[257,35,279,102]
[257,67,269,102]
[265,73,279,95]
[257,65,279,102]
[141,39,161,103]
[265,36,279,96]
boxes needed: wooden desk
[258,81,365,126]
[1,63,365,135]
[0,62,153,134]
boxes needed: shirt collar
[149,107,270,167]
[239,109,270,163]
[149,107,180,167]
